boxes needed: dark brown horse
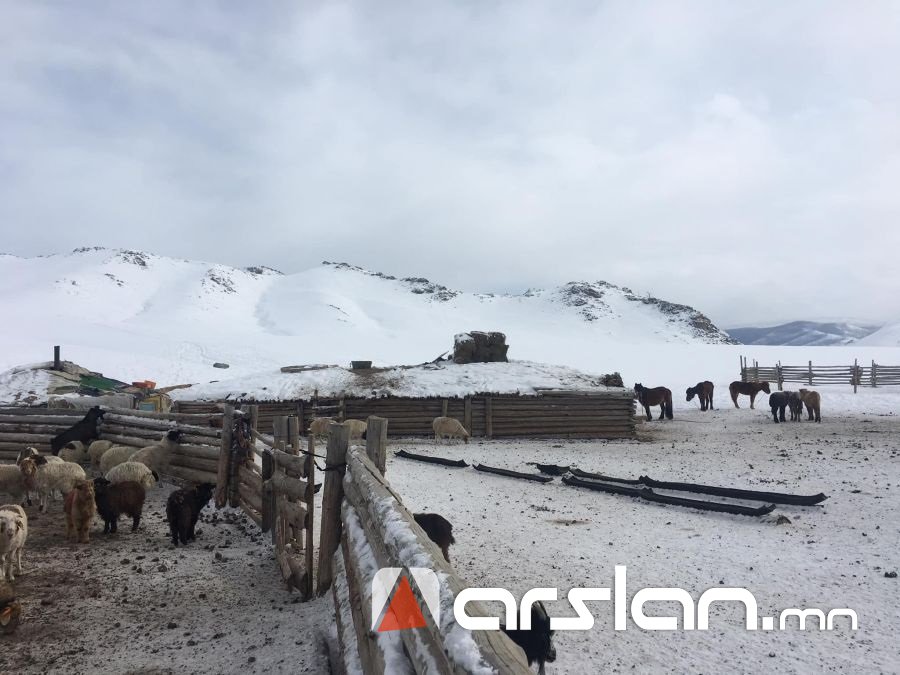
[729,381,770,409]
[686,381,714,411]
[634,383,673,420]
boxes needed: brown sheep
[64,480,96,543]
[93,478,145,534]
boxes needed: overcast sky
[1,2,898,327]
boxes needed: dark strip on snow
[472,463,556,483]
[562,475,777,516]
[394,449,469,467]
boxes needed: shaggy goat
[0,505,27,582]
[413,512,455,562]
[51,406,105,455]
[19,456,87,512]
[93,478,145,534]
[166,483,214,546]
[64,480,96,543]
[129,429,183,475]
[0,466,28,505]
[105,461,158,491]
[501,601,557,675]
[432,417,470,444]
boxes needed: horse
[685,381,714,411]
[729,381,770,409]
[634,383,673,421]
[798,389,821,422]
[787,392,803,421]
[768,391,795,423]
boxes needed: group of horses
[633,380,812,422]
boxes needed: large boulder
[453,332,509,364]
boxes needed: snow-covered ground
[389,406,900,674]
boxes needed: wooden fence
[740,356,900,392]
[319,416,532,674]
[175,389,637,439]
[0,405,223,485]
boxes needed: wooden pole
[777,361,783,391]
[287,416,301,457]
[297,400,305,434]
[53,345,61,371]
[441,398,449,417]
[808,360,813,386]
[317,422,350,595]
[854,358,858,393]
[365,416,388,475]
[262,449,275,534]
[463,396,472,435]
[485,396,493,439]
[214,405,234,509]
[872,360,877,388]
[249,404,259,432]
[304,433,316,599]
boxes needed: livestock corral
[0,377,898,674]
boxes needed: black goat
[501,601,556,675]
[166,483,215,546]
[93,477,146,534]
[51,406,105,455]
[413,512,455,562]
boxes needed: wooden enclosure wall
[176,391,637,439]
[740,356,900,392]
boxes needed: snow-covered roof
[169,360,627,402]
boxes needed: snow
[858,320,900,347]
[388,409,900,674]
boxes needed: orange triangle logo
[377,576,428,632]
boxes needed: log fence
[740,356,900,392]
[319,416,532,674]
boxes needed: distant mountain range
[725,321,882,346]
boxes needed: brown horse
[634,383,673,420]
[686,381,714,411]
[729,381,770,409]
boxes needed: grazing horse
[729,381,771,409]
[634,383,673,421]
[686,381,714,411]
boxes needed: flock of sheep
[0,409,217,590]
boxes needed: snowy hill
[726,321,881,346]
[857,321,900,347]
[0,247,735,388]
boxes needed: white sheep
[0,505,27,582]
[105,461,158,491]
[99,446,141,474]
[88,440,114,468]
[18,456,87,512]
[343,419,367,440]
[308,417,334,437]
[432,416,470,444]
[59,440,89,464]
[128,429,183,475]
[16,447,64,465]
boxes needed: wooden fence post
[297,400,305,434]
[464,396,472,435]
[441,399,449,417]
[485,396,493,439]
[248,404,259,432]
[53,345,61,371]
[853,358,858,393]
[287,416,300,456]
[365,416,388,475]
[776,361,783,391]
[338,397,345,422]
[304,433,316,598]
[214,405,234,508]
[872,360,878,388]
[317,423,350,595]
[808,360,813,386]
[262,449,275,534]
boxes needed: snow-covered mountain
[857,321,900,347]
[0,247,734,387]
[725,321,881,346]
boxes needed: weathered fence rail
[740,356,900,392]
[319,417,532,674]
